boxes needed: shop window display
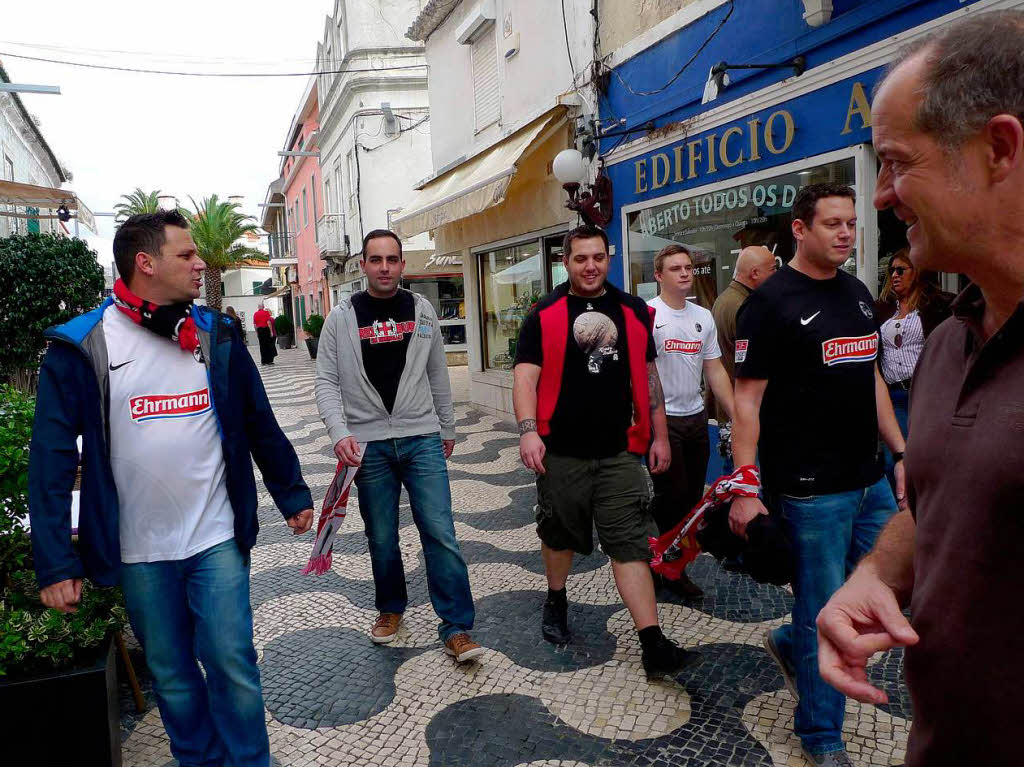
[405,275,466,349]
[480,242,544,369]
[626,158,856,308]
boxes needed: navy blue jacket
[28,298,313,588]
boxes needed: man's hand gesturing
[817,564,919,704]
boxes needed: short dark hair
[113,210,191,285]
[879,10,1024,149]
[361,228,403,258]
[654,243,692,273]
[562,224,610,258]
[791,183,856,226]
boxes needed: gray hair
[880,10,1024,147]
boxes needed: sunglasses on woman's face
[890,266,912,276]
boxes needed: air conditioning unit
[456,0,496,44]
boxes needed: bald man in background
[710,246,778,426]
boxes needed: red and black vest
[534,282,653,456]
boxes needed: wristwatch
[892,451,905,463]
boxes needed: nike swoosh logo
[800,312,821,326]
[655,324,667,329]
[109,360,135,370]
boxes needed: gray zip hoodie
[314,289,455,445]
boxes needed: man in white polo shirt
[648,244,735,598]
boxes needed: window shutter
[472,24,500,131]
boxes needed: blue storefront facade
[597,0,1015,476]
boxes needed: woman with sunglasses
[874,248,953,489]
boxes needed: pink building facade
[281,79,328,330]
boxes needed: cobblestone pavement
[120,347,911,767]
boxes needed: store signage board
[618,71,879,202]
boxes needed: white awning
[392,107,566,239]
[0,179,97,234]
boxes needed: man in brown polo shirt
[709,246,777,428]
[816,12,1024,766]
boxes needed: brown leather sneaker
[443,633,485,663]
[370,613,402,644]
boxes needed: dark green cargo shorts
[535,451,657,563]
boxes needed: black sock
[637,625,664,649]
[547,587,567,605]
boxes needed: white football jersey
[647,296,721,416]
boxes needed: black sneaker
[641,635,696,679]
[541,595,571,644]
[661,571,704,600]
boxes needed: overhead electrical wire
[610,0,734,98]
[0,49,427,78]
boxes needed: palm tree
[189,195,265,311]
[113,188,163,223]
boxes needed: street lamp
[157,195,177,210]
[553,148,613,228]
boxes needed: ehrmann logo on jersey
[664,339,703,355]
[822,333,879,366]
[131,389,211,423]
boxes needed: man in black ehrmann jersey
[729,183,907,767]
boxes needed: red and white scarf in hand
[302,454,363,575]
[649,464,761,580]
[112,278,200,354]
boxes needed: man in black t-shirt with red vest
[730,184,907,767]
[513,224,692,679]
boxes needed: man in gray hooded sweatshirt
[315,228,483,662]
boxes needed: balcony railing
[316,214,348,256]
[267,231,298,263]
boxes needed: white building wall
[221,265,281,343]
[422,0,593,173]
[0,93,66,237]
[317,0,433,258]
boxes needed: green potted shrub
[0,233,104,391]
[274,313,294,349]
[302,313,325,359]
[0,385,127,764]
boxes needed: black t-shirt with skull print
[515,289,657,459]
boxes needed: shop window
[479,242,543,369]
[405,275,466,349]
[625,158,856,308]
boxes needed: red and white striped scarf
[649,464,761,580]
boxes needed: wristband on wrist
[892,451,905,463]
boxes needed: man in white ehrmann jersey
[647,244,735,598]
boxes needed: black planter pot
[305,337,319,359]
[277,333,294,349]
[0,636,121,765]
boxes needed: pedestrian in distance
[817,12,1024,766]
[314,228,484,663]
[224,304,247,345]
[512,224,693,679]
[730,183,907,767]
[647,243,736,600]
[873,247,952,491]
[29,210,314,767]
[253,301,277,364]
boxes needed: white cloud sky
[1,0,335,265]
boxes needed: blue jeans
[883,387,909,494]
[120,539,268,767]
[354,434,475,641]
[770,477,896,755]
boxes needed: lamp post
[553,148,613,228]
[157,195,177,210]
